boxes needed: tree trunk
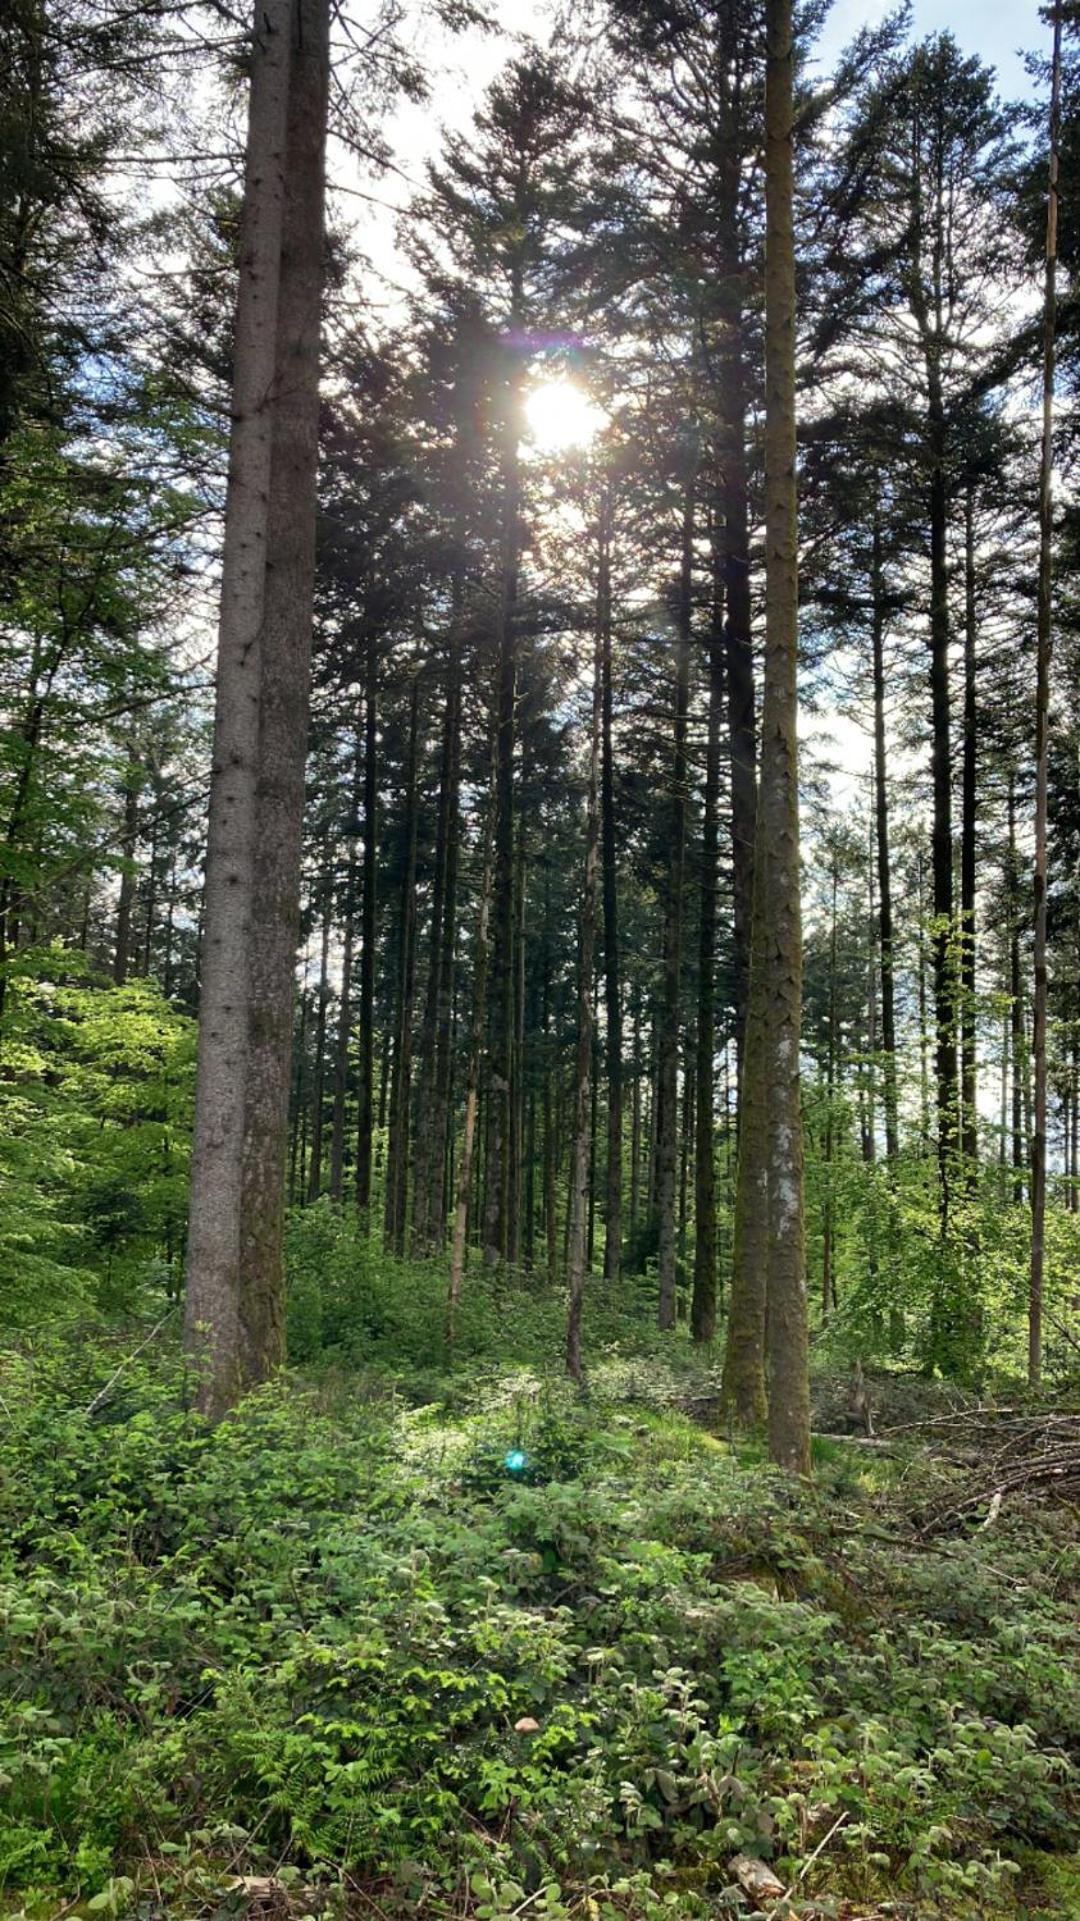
[483,344,523,1267]
[306,879,331,1201]
[385,675,419,1253]
[566,552,603,1381]
[329,724,361,1202]
[761,0,810,1473]
[960,483,978,1175]
[184,0,328,1418]
[657,480,694,1330]
[412,634,460,1249]
[599,483,623,1283]
[1031,4,1061,1392]
[355,626,378,1215]
[236,0,329,1375]
[692,545,722,1342]
[448,754,497,1340]
[113,742,139,986]
[871,515,899,1165]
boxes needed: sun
[524,379,605,453]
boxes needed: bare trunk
[355,627,378,1214]
[184,0,328,1417]
[657,480,694,1329]
[960,484,978,1174]
[566,552,603,1380]
[236,0,329,1376]
[871,517,899,1165]
[1031,6,1061,1392]
[761,0,810,1474]
[448,756,497,1339]
[692,539,722,1342]
[385,676,419,1252]
[599,484,623,1282]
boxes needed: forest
[2,0,1080,1911]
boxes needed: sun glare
[524,379,605,453]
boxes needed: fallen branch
[83,1311,177,1418]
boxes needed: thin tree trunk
[871,516,899,1165]
[448,757,497,1340]
[692,554,722,1341]
[1031,4,1061,1392]
[385,676,419,1252]
[412,635,459,1249]
[329,725,361,1202]
[657,479,694,1330]
[960,483,978,1174]
[566,563,603,1381]
[599,482,623,1283]
[355,626,378,1215]
[113,742,139,986]
[306,879,331,1201]
[822,858,839,1317]
[483,336,523,1267]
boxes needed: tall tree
[759,0,810,1473]
[1031,5,1063,1393]
[183,0,329,1417]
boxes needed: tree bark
[355,625,378,1214]
[657,479,694,1330]
[761,0,810,1473]
[329,725,361,1202]
[483,340,523,1267]
[871,516,899,1165]
[960,483,978,1174]
[235,0,329,1379]
[692,534,723,1342]
[448,753,497,1340]
[1031,4,1061,1392]
[599,482,623,1283]
[184,0,328,1417]
[385,675,419,1252]
[113,742,139,986]
[306,878,331,1201]
[566,541,603,1381]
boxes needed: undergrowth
[0,1322,1077,1920]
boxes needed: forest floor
[1,1288,1078,1921]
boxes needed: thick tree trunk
[235,0,329,1377]
[761,0,810,1473]
[184,0,328,1417]
[657,481,694,1329]
[1031,6,1061,1392]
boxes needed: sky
[812,0,1045,100]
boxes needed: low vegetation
[2,1283,1077,1920]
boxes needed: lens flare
[524,380,605,453]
